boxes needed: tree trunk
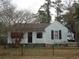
[75,33,79,47]
[15,38,21,47]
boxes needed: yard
[0,46,79,59]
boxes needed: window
[51,30,54,39]
[51,30,62,40]
[37,32,42,38]
[54,31,59,39]
[11,32,23,38]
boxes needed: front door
[28,32,32,43]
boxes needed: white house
[7,21,69,45]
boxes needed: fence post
[21,45,24,56]
[53,45,54,56]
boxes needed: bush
[0,37,7,45]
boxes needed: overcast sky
[11,0,78,21]
[11,0,56,21]
[11,0,77,13]
[11,0,45,13]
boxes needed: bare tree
[0,0,34,47]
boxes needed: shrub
[0,37,7,45]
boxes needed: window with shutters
[51,30,62,40]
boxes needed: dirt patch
[0,56,79,59]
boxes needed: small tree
[38,0,51,23]
[51,0,63,22]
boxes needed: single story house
[7,21,71,45]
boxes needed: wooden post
[53,45,54,56]
[21,45,23,56]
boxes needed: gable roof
[53,21,68,30]
[9,23,50,32]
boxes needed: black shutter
[59,30,62,39]
[51,30,54,39]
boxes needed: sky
[11,0,56,21]
[11,0,78,21]
[11,0,45,13]
[11,0,78,13]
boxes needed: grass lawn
[0,46,79,59]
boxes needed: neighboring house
[7,21,69,45]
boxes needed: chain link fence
[0,42,79,56]
[0,37,79,59]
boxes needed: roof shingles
[10,23,50,32]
